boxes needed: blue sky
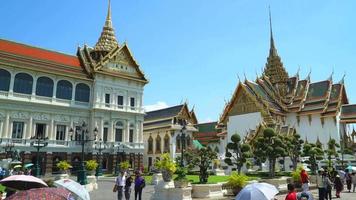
[1,0,356,122]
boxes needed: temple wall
[286,114,339,148]
[227,112,263,143]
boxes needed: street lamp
[30,135,49,177]
[115,144,125,175]
[94,138,106,176]
[178,119,187,167]
[2,142,15,159]
[69,122,98,185]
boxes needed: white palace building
[0,2,148,174]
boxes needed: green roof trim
[193,140,204,149]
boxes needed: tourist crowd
[113,170,146,200]
[285,167,356,200]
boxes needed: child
[285,183,297,200]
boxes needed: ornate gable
[93,44,148,82]
[228,86,261,116]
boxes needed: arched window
[155,135,161,153]
[129,123,134,143]
[36,76,54,97]
[0,69,11,91]
[75,83,90,102]
[164,134,170,152]
[56,80,72,100]
[115,121,123,142]
[13,73,33,94]
[148,136,153,154]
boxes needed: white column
[135,121,139,143]
[4,113,10,138]
[23,123,27,139]
[9,73,15,94]
[45,123,49,138]
[27,116,33,139]
[99,119,104,140]
[53,80,58,98]
[71,83,76,103]
[140,121,144,143]
[50,119,55,140]
[31,77,37,96]
[109,120,114,142]
[126,121,130,142]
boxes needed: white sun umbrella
[235,182,279,200]
[54,178,90,200]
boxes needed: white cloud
[200,117,214,123]
[144,101,169,112]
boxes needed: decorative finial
[269,6,277,57]
[93,0,119,53]
[306,68,311,81]
[328,68,334,81]
[244,72,247,81]
[339,72,346,84]
[237,74,241,83]
[295,66,301,78]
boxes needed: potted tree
[225,172,248,195]
[55,160,72,180]
[290,166,302,188]
[119,161,130,172]
[85,160,98,175]
[154,153,176,182]
[174,166,189,188]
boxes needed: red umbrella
[0,175,48,190]
[5,187,73,200]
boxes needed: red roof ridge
[0,38,81,67]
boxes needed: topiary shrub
[226,172,248,195]
[56,160,72,172]
[85,160,98,171]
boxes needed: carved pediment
[229,89,260,116]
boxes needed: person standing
[285,183,297,200]
[300,169,310,192]
[134,171,145,200]
[351,172,356,192]
[345,169,352,192]
[113,171,126,200]
[316,169,325,200]
[124,174,133,200]
[334,175,343,198]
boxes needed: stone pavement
[90,178,356,200]
[90,178,154,200]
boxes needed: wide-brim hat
[318,168,324,172]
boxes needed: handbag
[113,184,118,192]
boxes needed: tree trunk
[292,157,298,171]
[237,166,241,174]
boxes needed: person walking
[300,169,310,192]
[334,175,343,198]
[124,173,133,200]
[323,170,332,200]
[134,171,145,200]
[351,172,356,192]
[285,183,297,200]
[345,169,352,192]
[316,169,325,200]
[113,171,126,200]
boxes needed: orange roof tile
[0,39,81,67]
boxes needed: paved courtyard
[90,178,356,200]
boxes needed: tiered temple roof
[194,122,220,145]
[144,104,198,131]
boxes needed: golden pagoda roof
[94,0,119,52]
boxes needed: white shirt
[116,174,126,187]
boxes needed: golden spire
[94,0,119,52]
[263,7,289,97]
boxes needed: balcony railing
[94,102,144,113]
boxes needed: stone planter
[87,170,95,176]
[162,170,173,182]
[152,173,163,185]
[191,183,223,198]
[54,173,69,181]
[174,180,189,188]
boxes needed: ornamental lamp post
[30,135,49,177]
[94,138,106,177]
[179,119,187,167]
[69,122,98,185]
